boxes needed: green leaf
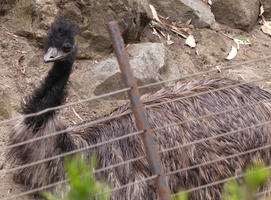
[42,154,111,200]
[40,191,62,200]
[245,164,269,190]
[149,20,158,28]
[13,104,22,111]
[173,192,189,200]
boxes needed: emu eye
[63,47,71,53]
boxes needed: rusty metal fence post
[107,21,171,200]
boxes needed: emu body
[7,18,271,200]
[9,78,271,200]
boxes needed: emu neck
[23,60,73,130]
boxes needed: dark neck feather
[23,60,73,131]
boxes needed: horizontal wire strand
[0,174,158,200]
[0,111,132,151]
[98,145,271,197]
[173,165,271,197]
[166,143,271,177]
[1,76,269,152]
[0,130,143,175]
[0,179,69,200]
[2,115,271,199]
[97,119,271,177]
[1,57,271,199]
[255,189,271,198]
[0,55,270,127]
[146,76,270,109]
[138,54,271,90]
[0,87,131,126]
[3,113,271,199]
[1,86,270,175]
[3,140,271,200]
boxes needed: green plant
[222,164,270,200]
[13,104,22,112]
[173,192,189,200]
[42,155,111,200]
[235,36,249,43]
[149,20,158,28]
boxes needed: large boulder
[70,42,181,101]
[211,0,260,31]
[150,0,218,29]
[1,0,152,59]
[262,0,271,20]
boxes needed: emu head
[43,17,79,63]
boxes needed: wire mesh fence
[1,25,271,200]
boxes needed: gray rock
[262,0,271,20]
[0,88,11,120]
[196,29,234,64]
[211,0,260,31]
[71,43,181,101]
[150,0,218,29]
[2,0,151,59]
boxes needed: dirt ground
[1,21,271,199]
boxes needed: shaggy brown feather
[8,78,271,200]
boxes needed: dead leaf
[261,21,271,36]
[185,35,196,48]
[149,4,161,23]
[260,5,264,16]
[167,34,174,45]
[216,66,221,73]
[167,40,174,45]
[226,46,238,60]
[185,19,192,25]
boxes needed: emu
[7,17,271,200]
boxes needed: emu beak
[44,47,65,63]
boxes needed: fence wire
[0,87,131,126]
[0,75,269,153]
[1,55,271,199]
[2,117,270,199]
[4,138,270,200]
[0,54,270,128]
[173,165,271,197]
[1,79,270,175]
